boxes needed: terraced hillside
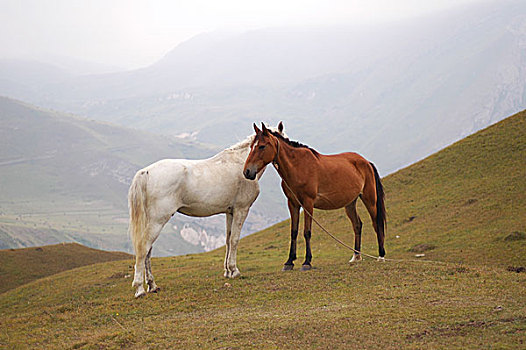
[0,96,216,255]
[0,111,524,349]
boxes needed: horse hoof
[134,290,146,299]
[282,264,294,271]
[349,255,362,263]
[224,269,241,278]
[148,286,160,293]
[300,264,312,271]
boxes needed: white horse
[128,122,285,298]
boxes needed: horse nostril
[244,168,256,180]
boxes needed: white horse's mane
[226,135,255,151]
[226,125,287,152]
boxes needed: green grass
[0,111,524,349]
[382,109,525,267]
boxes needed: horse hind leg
[361,187,386,260]
[145,247,160,293]
[132,246,148,298]
[133,222,164,298]
[345,200,363,263]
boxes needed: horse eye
[258,145,266,150]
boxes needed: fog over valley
[0,0,525,255]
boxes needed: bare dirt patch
[504,231,526,241]
[408,243,436,253]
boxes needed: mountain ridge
[0,96,219,255]
[0,0,520,175]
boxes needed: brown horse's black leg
[283,200,300,271]
[361,188,386,259]
[300,201,314,271]
[283,229,298,269]
[345,200,363,262]
[376,221,386,258]
[301,230,312,270]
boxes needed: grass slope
[0,111,524,349]
[383,108,525,267]
[0,243,131,294]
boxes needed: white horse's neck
[225,135,255,152]
[218,135,255,161]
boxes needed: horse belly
[313,179,361,210]
[177,204,225,217]
[314,193,352,210]
[314,164,364,209]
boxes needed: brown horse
[243,123,386,270]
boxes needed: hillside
[0,96,218,256]
[0,96,291,256]
[0,243,131,294]
[380,109,525,266]
[0,112,523,348]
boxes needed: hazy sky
[0,0,481,71]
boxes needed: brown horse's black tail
[370,162,386,257]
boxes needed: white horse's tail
[128,170,149,256]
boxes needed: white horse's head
[227,122,287,153]
[265,121,288,139]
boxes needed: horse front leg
[300,199,314,271]
[223,212,233,277]
[283,199,300,271]
[225,208,249,278]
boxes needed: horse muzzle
[243,167,257,180]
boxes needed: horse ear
[278,121,284,133]
[261,122,269,136]
[253,123,261,134]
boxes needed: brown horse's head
[243,122,281,180]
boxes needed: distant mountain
[0,96,263,255]
[0,1,524,256]
[2,1,523,175]
[33,55,125,75]
[0,57,123,102]
[0,59,73,102]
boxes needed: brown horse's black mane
[268,130,319,157]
